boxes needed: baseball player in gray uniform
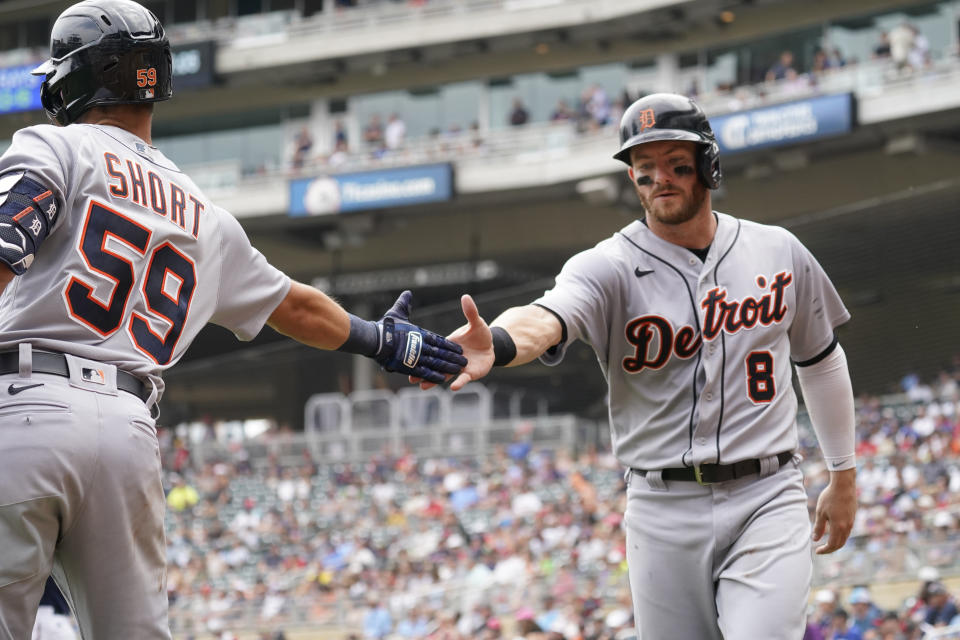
[425,93,858,639]
[0,2,466,638]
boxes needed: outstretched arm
[796,343,858,554]
[267,280,351,350]
[422,294,563,391]
[269,281,466,384]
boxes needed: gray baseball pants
[624,458,811,640]
[0,348,169,639]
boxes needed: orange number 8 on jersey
[136,68,158,87]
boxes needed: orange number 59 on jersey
[136,68,158,87]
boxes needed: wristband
[336,314,381,357]
[491,326,516,367]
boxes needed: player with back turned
[428,93,859,639]
[0,1,466,637]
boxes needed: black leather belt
[632,451,794,485]
[0,350,151,403]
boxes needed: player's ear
[628,167,635,181]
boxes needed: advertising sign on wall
[289,164,454,216]
[711,93,855,154]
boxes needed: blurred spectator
[848,586,882,633]
[873,32,891,59]
[363,114,385,149]
[804,620,825,640]
[550,99,574,122]
[509,98,530,126]
[922,582,958,627]
[334,121,348,149]
[811,48,834,75]
[907,25,930,71]
[385,113,407,151]
[888,22,915,72]
[328,140,348,167]
[829,608,862,640]
[585,84,611,127]
[363,595,393,639]
[765,50,796,82]
[829,48,847,69]
[291,127,313,170]
[167,474,199,512]
[812,588,838,634]
[395,604,430,638]
[876,612,905,639]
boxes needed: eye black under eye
[674,166,695,175]
[635,175,652,186]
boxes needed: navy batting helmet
[613,93,722,189]
[31,0,173,126]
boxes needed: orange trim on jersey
[188,195,204,238]
[623,314,674,373]
[147,171,167,217]
[159,268,184,304]
[126,160,147,207]
[64,200,152,338]
[128,241,197,365]
[170,183,187,230]
[31,190,52,204]
[745,350,776,405]
[104,153,129,198]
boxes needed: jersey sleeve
[209,208,291,341]
[787,232,851,363]
[0,126,70,229]
[532,247,615,366]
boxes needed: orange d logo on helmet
[638,109,656,131]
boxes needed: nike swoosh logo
[634,267,655,278]
[8,382,44,395]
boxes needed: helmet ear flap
[697,141,722,189]
[39,81,67,126]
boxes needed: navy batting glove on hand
[374,291,467,384]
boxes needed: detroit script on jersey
[534,213,849,470]
[0,123,290,394]
[623,271,793,373]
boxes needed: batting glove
[373,291,467,384]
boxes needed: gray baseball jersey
[0,123,290,396]
[534,212,850,471]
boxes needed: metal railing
[184,415,581,470]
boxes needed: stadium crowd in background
[158,356,960,638]
[283,19,938,173]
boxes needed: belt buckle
[694,464,712,486]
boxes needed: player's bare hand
[812,468,857,554]
[411,294,494,391]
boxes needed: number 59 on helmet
[31,0,173,126]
